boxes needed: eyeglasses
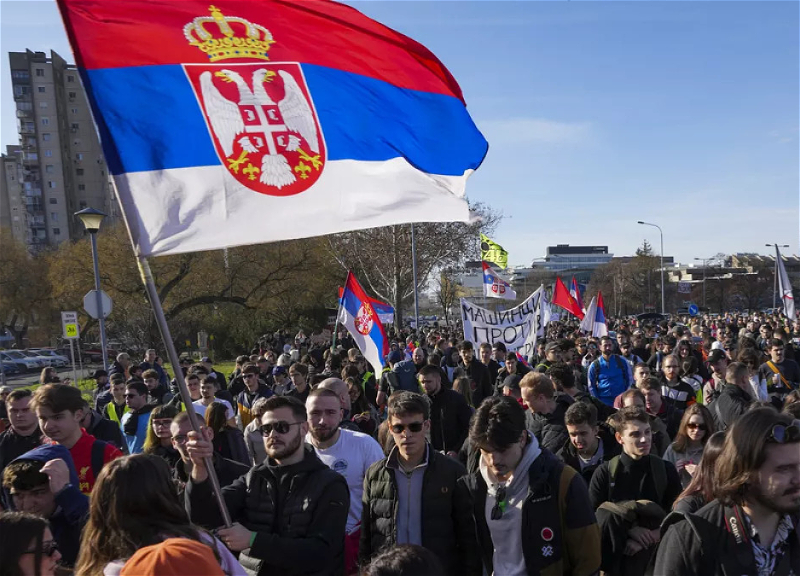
[769,423,800,444]
[686,423,707,431]
[390,422,424,434]
[23,540,59,557]
[259,421,304,436]
[490,485,507,520]
[123,393,139,399]
[153,419,172,427]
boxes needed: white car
[0,350,45,373]
[29,349,69,368]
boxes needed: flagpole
[411,224,420,333]
[767,244,790,312]
[136,256,232,527]
[331,272,349,351]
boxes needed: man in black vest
[186,395,349,576]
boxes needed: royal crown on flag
[184,5,276,62]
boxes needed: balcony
[16,109,32,119]
[21,152,38,163]
[20,124,35,135]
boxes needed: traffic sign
[61,311,80,340]
[688,304,700,316]
[83,290,112,319]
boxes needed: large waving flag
[480,233,508,269]
[552,277,585,319]
[57,0,488,256]
[595,291,609,337]
[338,286,395,324]
[777,246,796,319]
[482,262,516,300]
[569,277,585,312]
[337,272,389,371]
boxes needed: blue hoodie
[7,444,89,567]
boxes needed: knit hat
[120,538,224,576]
[388,350,405,364]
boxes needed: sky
[1,0,798,266]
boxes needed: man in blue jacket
[2,444,89,568]
[587,336,633,406]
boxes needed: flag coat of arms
[338,286,395,325]
[56,0,488,256]
[337,272,389,371]
[482,261,516,300]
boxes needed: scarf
[123,404,156,437]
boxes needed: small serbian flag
[570,277,585,313]
[337,272,389,371]
[483,261,516,300]
[56,0,488,256]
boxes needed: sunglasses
[686,423,707,431]
[23,540,59,557]
[259,421,303,436]
[390,422,424,434]
[491,485,507,520]
[123,393,139,398]
[769,423,800,444]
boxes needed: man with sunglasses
[236,363,273,429]
[119,380,156,455]
[360,391,479,575]
[461,396,600,576]
[186,395,350,576]
[657,408,800,575]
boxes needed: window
[48,181,56,189]
[45,165,54,174]
[71,108,78,114]
[67,75,75,82]
[39,101,47,108]
[79,201,87,209]
[17,101,32,111]
[50,212,58,222]
[44,150,52,157]
[49,198,57,205]
[14,85,29,97]
[37,86,45,93]
[71,123,79,130]
[78,184,86,191]
[41,117,49,126]
[68,91,77,99]
[53,228,60,236]
[12,70,30,80]
[42,133,51,141]
[76,153,83,161]
[35,69,45,77]
[76,168,84,176]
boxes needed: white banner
[461,286,544,358]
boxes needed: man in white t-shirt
[306,388,384,576]
[193,376,235,426]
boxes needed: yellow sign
[61,311,80,340]
[64,324,78,338]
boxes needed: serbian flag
[338,287,395,324]
[595,291,609,337]
[482,262,516,300]
[569,277,585,312]
[56,0,488,256]
[777,246,796,319]
[552,277,584,319]
[337,272,389,371]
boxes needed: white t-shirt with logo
[192,398,234,421]
[307,428,385,534]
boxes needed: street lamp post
[637,221,665,315]
[766,243,790,310]
[75,207,109,372]
[693,257,714,308]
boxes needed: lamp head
[74,207,106,233]
[637,221,645,225]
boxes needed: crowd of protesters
[0,311,799,575]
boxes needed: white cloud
[478,117,593,145]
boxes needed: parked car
[28,348,69,368]
[0,362,20,376]
[0,350,44,373]
[21,350,58,368]
[81,344,118,363]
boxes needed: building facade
[6,49,118,252]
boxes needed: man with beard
[656,408,800,575]
[306,389,384,575]
[186,395,349,576]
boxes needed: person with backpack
[375,350,420,407]
[655,409,800,575]
[589,406,681,575]
[31,384,123,494]
[587,336,633,407]
[460,396,601,575]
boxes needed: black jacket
[0,426,41,476]
[526,393,574,453]
[655,501,800,576]
[589,452,682,512]
[428,388,472,454]
[455,358,493,408]
[359,447,480,575]
[460,449,601,576]
[557,423,620,486]
[572,389,617,422]
[712,384,752,430]
[84,409,127,453]
[187,445,349,576]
